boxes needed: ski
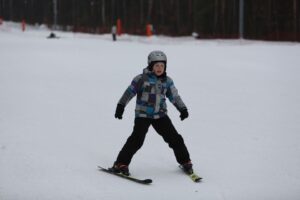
[179,165,202,182]
[98,166,152,184]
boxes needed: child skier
[112,50,193,176]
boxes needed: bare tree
[147,0,154,23]
[293,0,298,40]
[140,0,144,25]
[101,0,105,25]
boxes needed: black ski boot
[181,161,193,174]
[110,162,130,176]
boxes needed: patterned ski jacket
[118,68,187,119]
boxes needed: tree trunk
[147,0,154,23]
[214,0,219,36]
[293,0,297,40]
[101,0,105,26]
[221,0,225,35]
[111,0,116,23]
[188,0,193,31]
[175,0,180,33]
[140,0,144,25]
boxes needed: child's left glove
[180,109,189,121]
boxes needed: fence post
[22,19,26,31]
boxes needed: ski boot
[110,162,130,176]
[181,161,193,174]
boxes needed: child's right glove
[115,104,125,119]
[180,109,189,121]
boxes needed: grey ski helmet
[147,50,167,65]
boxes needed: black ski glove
[180,109,189,121]
[115,104,125,119]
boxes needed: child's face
[152,62,165,76]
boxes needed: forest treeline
[0,0,299,41]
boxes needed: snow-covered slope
[1,22,300,200]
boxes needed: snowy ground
[1,22,300,200]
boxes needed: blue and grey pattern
[118,68,187,119]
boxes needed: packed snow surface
[1,22,300,200]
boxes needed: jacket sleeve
[118,74,143,106]
[166,77,187,111]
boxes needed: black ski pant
[115,116,191,166]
